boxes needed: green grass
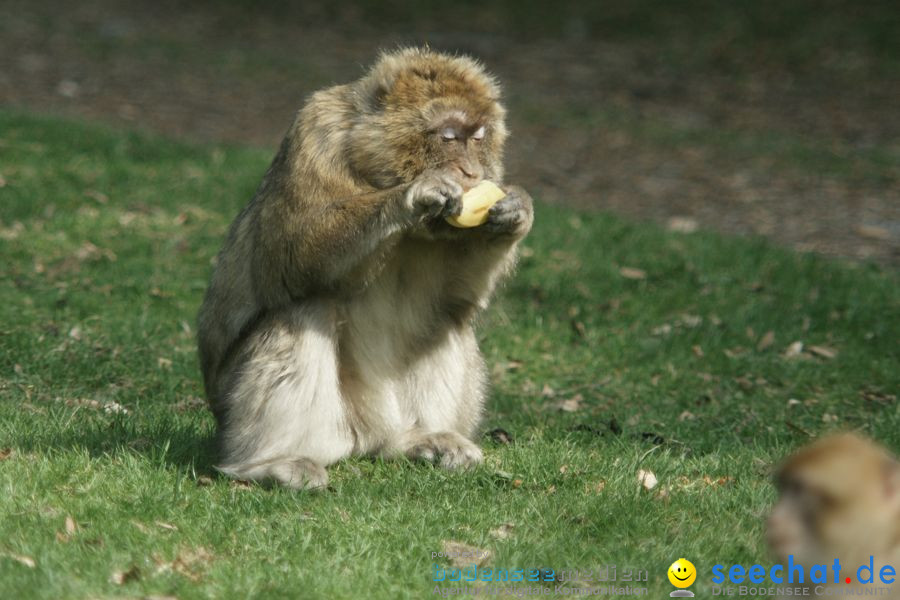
[0,111,898,599]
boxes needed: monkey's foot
[405,431,484,470]
[218,457,329,490]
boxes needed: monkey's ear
[371,84,389,110]
[356,50,406,114]
[355,77,391,114]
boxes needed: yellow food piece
[445,180,506,228]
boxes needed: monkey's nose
[456,162,483,181]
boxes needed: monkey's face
[767,435,900,565]
[767,477,835,563]
[423,108,492,189]
[348,52,507,190]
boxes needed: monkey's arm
[436,186,534,320]
[254,171,463,302]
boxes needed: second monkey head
[347,48,508,190]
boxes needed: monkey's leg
[216,304,353,489]
[391,189,534,469]
[395,328,486,470]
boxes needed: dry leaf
[196,475,214,487]
[859,389,897,406]
[488,428,514,445]
[173,396,206,413]
[678,410,696,421]
[680,314,702,328]
[822,413,839,423]
[553,394,583,412]
[757,331,775,351]
[9,554,36,568]
[587,480,607,493]
[734,376,754,390]
[0,448,12,461]
[667,216,699,233]
[856,225,890,240]
[512,478,523,488]
[652,323,672,336]
[84,189,108,204]
[784,341,804,358]
[489,523,515,540]
[691,345,704,357]
[441,541,493,567]
[65,398,100,410]
[65,516,77,535]
[157,357,173,370]
[132,521,150,534]
[559,465,569,474]
[150,287,173,298]
[808,345,838,360]
[619,267,647,280]
[570,320,587,338]
[637,469,658,490]
[170,547,213,581]
[703,476,735,487]
[103,401,128,415]
[546,485,557,494]
[110,565,140,585]
[155,521,178,531]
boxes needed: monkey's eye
[441,128,457,141]
[472,126,486,141]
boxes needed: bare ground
[2,0,898,264]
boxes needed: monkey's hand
[403,170,464,222]
[483,185,534,238]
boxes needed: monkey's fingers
[440,190,463,220]
[408,171,464,219]
[405,432,484,470]
[445,180,506,228]
[483,193,532,235]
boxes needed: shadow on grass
[8,406,221,475]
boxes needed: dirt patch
[2,0,897,264]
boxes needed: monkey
[196,48,533,489]
[767,433,900,596]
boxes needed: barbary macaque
[197,48,533,488]
[767,433,900,595]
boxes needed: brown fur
[767,433,900,594]
[197,48,532,488]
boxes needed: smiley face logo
[668,558,697,588]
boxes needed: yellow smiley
[668,558,697,588]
